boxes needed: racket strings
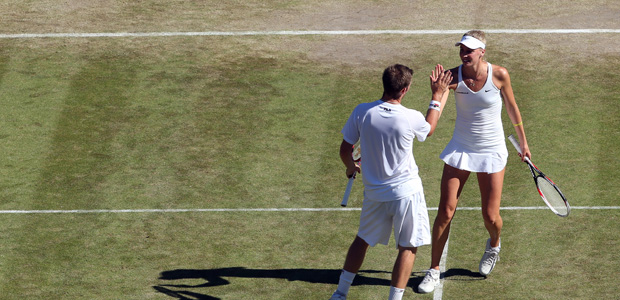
[536,177,568,216]
[352,145,361,161]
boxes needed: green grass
[0,2,619,299]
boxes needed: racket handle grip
[508,134,532,163]
[340,173,356,207]
[507,134,522,155]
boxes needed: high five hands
[430,64,452,94]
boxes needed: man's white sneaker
[418,268,440,294]
[329,291,346,300]
[479,238,500,276]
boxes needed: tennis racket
[508,135,570,217]
[340,143,361,207]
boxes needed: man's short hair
[382,64,413,98]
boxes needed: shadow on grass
[153,267,391,300]
[442,268,486,281]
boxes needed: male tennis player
[330,64,451,300]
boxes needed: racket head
[515,140,570,218]
[535,176,570,217]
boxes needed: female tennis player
[418,30,532,293]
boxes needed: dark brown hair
[382,64,413,98]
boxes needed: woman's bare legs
[477,169,505,248]
[429,164,471,270]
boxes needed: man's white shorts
[357,191,431,248]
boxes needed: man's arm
[340,140,360,178]
[426,64,453,137]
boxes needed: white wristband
[429,100,441,111]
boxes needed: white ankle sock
[388,286,405,300]
[336,270,356,295]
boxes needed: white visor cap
[455,35,486,49]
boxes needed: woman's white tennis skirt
[440,149,508,174]
[357,191,431,248]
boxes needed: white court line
[0,208,360,214]
[0,206,618,214]
[434,234,450,300]
[0,29,619,39]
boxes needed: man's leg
[331,236,369,298]
[342,235,369,273]
[391,246,417,288]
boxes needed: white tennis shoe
[479,238,501,276]
[418,268,440,293]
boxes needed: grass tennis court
[0,1,619,299]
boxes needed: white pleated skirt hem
[440,149,508,174]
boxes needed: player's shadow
[153,267,391,300]
[442,268,486,281]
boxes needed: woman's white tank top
[439,62,508,173]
